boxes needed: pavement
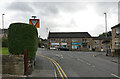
[30,50,57,77]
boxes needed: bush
[2,37,8,47]
[38,40,41,48]
[8,23,38,59]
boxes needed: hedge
[8,23,38,59]
[2,37,8,47]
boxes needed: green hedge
[8,23,38,59]
[2,37,8,47]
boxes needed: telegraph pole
[104,13,108,56]
[2,14,5,36]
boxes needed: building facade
[92,37,103,52]
[111,24,120,55]
[48,32,93,51]
[101,37,112,54]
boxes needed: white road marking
[77,58,96,68]
[56,54,63,59]
[86,63,91,65]
[111,73,120,78]
[77,58,84,62]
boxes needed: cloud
[31,2,118,38]
[92,2,118,16]
[7,2,34,13]
[1,2,118,39]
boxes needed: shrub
[8,23,38,59]
[2,37,8,47]
[38,40,42,48]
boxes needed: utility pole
[2,14,5,36]
[104,13,108,56]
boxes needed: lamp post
[104,13,108,56]
[2,14,5,36]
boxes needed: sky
[0,0,119,39]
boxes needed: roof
[92,37,102,40]
[48,32,92,38]
[111,23,120,29]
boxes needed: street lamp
[2,14,5,36]
[104,13,108,56]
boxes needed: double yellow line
[40,54,68,79]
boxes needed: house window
[115,42,120,46]
[61,39,66,43]
[94,40,99,44]
[72,39,77,42]
[72,45,78,49]
[50,38,56,42]
[116,29,120,37]
[82,39,87,42]
[83,45,87,48]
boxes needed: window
[94,40,99,44]
[50,38,56,42]
[83,45,87,48]
[61,39,66,43]
[72,39,77,42]
[115,42,120,46]
[72,45,78,49]
[115,29,120,37]
[82,39,87,42]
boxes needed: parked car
[41,45,45,48]
[58,47,69,51]
[50,47,56,50]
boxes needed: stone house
[101,37,112,54]
[48,32,93,51]
[111,23,120,56]
[92,37,103,52]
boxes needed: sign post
[24,50,28,76]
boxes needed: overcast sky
[0,0,119,39]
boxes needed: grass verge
[0,47,9,55]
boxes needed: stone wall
[2,54,35,76]
[2,55,24,75]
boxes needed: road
[34,48,119,78]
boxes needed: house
[111,23,120,56]
[92,37,103,52]
[48,32,93,51]
[38,38,48,48]
[101,36,112,55]
[0,29,8,37]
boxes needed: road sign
[29,19,40,28]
